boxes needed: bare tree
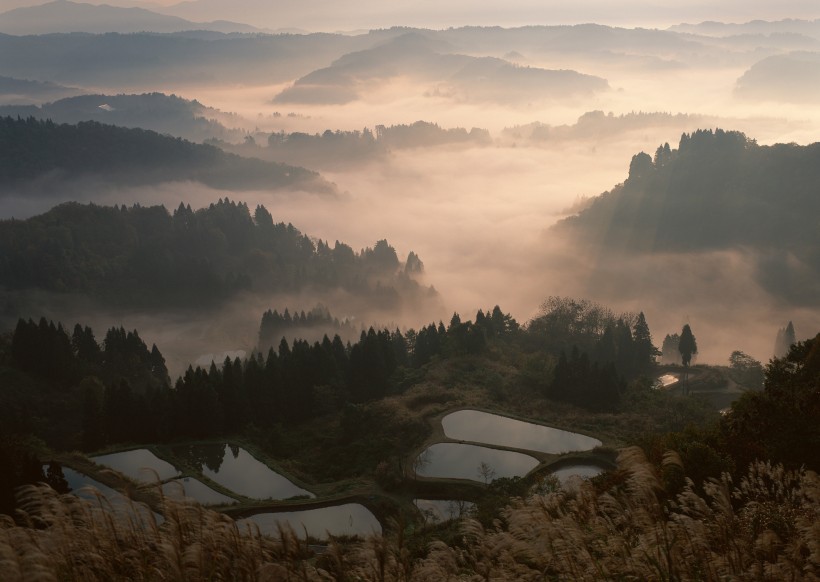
[477,461,496,484]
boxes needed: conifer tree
[632,312,660,372]
[679,324,698,367]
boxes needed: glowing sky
[1,0,819,30]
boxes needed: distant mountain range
[117,0,820,35]
[669,18,820,40]
[0,0,267,35]
[0,17,817,104]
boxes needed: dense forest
[0,116,331,192]
[248,121,491,167]
[0,199,430,308]
[258,305,363,350]
[557,129,820,304]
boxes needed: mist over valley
[1,4,819,579]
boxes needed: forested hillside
[0,116,330,192]
[210,120,493,169]
[0,297,661,467]
[557,129,820,304]
[0,199,430,308]
[0,93,243,143]
[267,121,491,152]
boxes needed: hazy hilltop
[0,0,266,35]
[502,111,716,145]
[556,129,820,305]
[433,24,702,64]
[227,121,492,170]
[0,93,244,143]
[735,51,820,102]
[274,32,609,105]
[662,19,820,104]
[669,18,820,39]
[0,75,83,105]
[0,116,332,194]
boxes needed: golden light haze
[2,9,819,368]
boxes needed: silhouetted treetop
[258,305,361,351]
[679,324,698,367]
[774,321,797,358]
[0,200,430,308]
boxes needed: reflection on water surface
[238,504,380,539]
[414,442,539,482]
[171,443,314,500]
[442,410,601,453]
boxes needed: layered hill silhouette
[0,0,265,35]
[735,52,820,103]
[0,23,791,96]
[274,32,609,105]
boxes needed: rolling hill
[0,116,332,193]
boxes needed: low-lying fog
[4,24,820,371]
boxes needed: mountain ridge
[0,0,267,35]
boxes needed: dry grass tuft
[411,449,820,581]
[0,484,324,581]
[2,452,818,581]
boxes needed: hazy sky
[2,0,820,30]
